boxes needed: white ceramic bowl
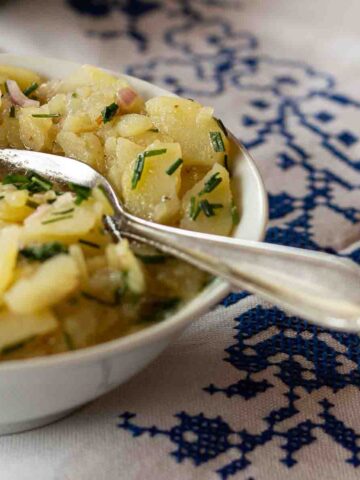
[0,54,268,435]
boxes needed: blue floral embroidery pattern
[64,0,360,477]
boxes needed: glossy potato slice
[4,254,79,314]
[146,97,229,168]
[0,309,58,352]
[121,141,183,223]
[0,65,42,91]
[0,226,20,297]
[106,137,144,195]
[180,163,233,236]
[23,194,102,243]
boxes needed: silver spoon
[1,148,360,332]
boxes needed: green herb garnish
[199,172,222,195]
[31,174,52,191]
[143,297,180,323]
[131,149,167,189]
[199,199,223,217]
[68,183,91,205]
[131,154,145,189]
[136,254,167,264]
[9,105,15,118]
[71,92,78,98]
[189,196,197,219]
[101,102,118,123]
[2,337,34,355]
[166,158,183,176]
[3,82,9,93]
[209,131,225,152]
[63,332,75,351]
[82,290,123,306]
[25,199,39,209]
[2,172,53,193]
[215,118,228,137]
[79,239,100,249]
[144,148,167,157]
[20,242,68,261]
[23,82,39,97]
[231,201,240,225]
[224,154,229,172]
[31,113,61,118]
[52,208,75,215]
[41,214,73,225]
[148,128,159,132]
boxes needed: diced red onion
[116,87,137,108]
[6,80,40,107]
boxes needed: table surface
[1,1,360,479]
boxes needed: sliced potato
[116,114,153,137]
[0,190,33,222]
[180,163,233,236]
[58,65,126,91]
[56,131,104,170]
[121,141,183,223]
[5,254,79,314]
[0,65,42,92]
[0,309,57,352]
[106,240,145,294]
[18,106,54,151]
[23,194,101,243]
[107,137,143,195]
[0,226,20,296]
[146,97,229,167]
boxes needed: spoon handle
[106,214,360,331]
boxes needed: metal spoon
[1,148,360,332]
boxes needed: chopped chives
[2,337,34,355]
[101,102,118,123]
[0,195,4,200]
[131,149,167,190]
[215,118,228,137]
[189,196,196,219]
[231,201,240,225]
[166,158,183,176]
[209,131,225,152]
[30,174,52,191]
[31,113,61,118]
[68,183,91,205]
[41,214,73,225]
[2,172,52,193]
[224,154,230,173]
[136,253,167,264]
[199,172,222,195]
[199,199,223,218]
[9,105,15,118]
[71,92,78,98]
[3,82,8,93]
[63,332,75,351]
[131,154,145,189]
[51,208,75,215]
[144,148,167,157]
[148,128,159,132]
[23,82,39,97]
[26,199,39,209]
[79,239,100,249]
[20,242,68,261]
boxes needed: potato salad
[0,64,238,360]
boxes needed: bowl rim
[0,54,268,371]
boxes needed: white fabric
[1,1,360,479]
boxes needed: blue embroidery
[65,0,360,476]
[119,398,360,478]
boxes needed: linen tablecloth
[1,1,360,478]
